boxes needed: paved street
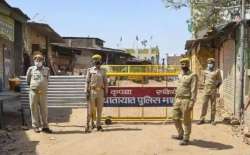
[1,100,250,155]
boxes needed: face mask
[94,61,101,65]
[35,61,43,67]
[207,63,214,70]
[181,66,189,72]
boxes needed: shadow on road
[51,126,142,134]
[190,139,234,150]
[103,127,142,132]
[116,122,168,125]
[48,108,73,123]
[0,112,39,155]
[52,130,85,134]
[50,124,84,128]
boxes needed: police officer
[26,53,52,133]
[85,54,108,132]
[197,58,222,125]
[172,58,198,145]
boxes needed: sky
[7,0,191,58]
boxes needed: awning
[185,38,212,50]
[50,43,81,55]
[50,43,133,57]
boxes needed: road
[1,105,250,155]
[0,80,249,155]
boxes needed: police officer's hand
[216,93,220,98]
[189,100,195,110]
[216,82,221,88]
[86,90,90,100]
[86,93,90,100]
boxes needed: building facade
[185,21,250,134]
[165,54,182,66]
[24,22,64,74]
[125,47,160,64]
[0,1,29,89]
[51,37,133,75]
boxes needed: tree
[163,0,242,37]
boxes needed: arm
[47,68,50,81]
[202,70,206,84]
[86,69,91,99]
[245,97,250,111]
[103,69,108,97]
[190,74,198,105]
[26,67,32,86]
[216,70,222,88]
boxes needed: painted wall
[190,45,214,86]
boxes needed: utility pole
[238,0,246,120]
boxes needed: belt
[176,96,191,99]
[205,84,216,89]
[32,89,44,94]
[91,86,103,91]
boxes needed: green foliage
[162,0,241,36]
[163,0,189,9]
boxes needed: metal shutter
[221,39,236,113]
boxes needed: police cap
[179,57,190,63]
[92,54,102,61]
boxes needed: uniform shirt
[86,66,107,92]
[26,66,49,91]
[203,69,222,95]
[175,70,198,102]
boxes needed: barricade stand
[101,65,180,123]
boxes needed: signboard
[0,14,14,42]
[105,87,176,107]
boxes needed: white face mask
[207,63,214,70]
[35,61,43,67]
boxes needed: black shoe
[85,126,91,133]
[42,128,53,134]
[211,121,216,126]
[197,120,205,125]
[179,140,189,145]
[33,127,40,133]
[171,135,183,140]
[97,126,103,131]
[92,124,96,129]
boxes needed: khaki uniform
[26,66,49,128]
[200,69,222,122]
[86,66,107,128]
[173,70,198,140]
